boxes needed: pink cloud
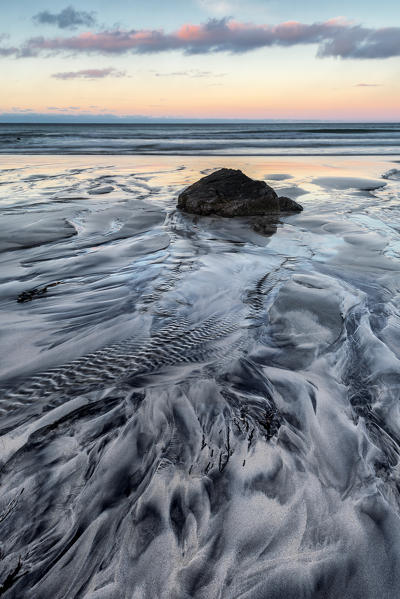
[1,17,399,59]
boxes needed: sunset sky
[1,0,399,121]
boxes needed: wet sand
[0,155,400,598]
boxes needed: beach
[1,144,400,597]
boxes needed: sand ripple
[0,158,400,598]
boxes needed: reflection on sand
[0,155,400,598]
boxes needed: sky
[0,0,399,121]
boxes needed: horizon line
[1,119,399,125]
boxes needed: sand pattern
[0,156,400,598]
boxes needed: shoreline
[1,152,399,170]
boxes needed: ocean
[0,121,400,155]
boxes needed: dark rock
[17,281,62,303]
[177,168,281,217]
[278,196,303,212]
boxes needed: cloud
[0,46,18,56]
[46,106,81,110]
[11,107,34,112]
[33,6,96,30]
[0,33,18,56]
[2,17,400,59]
[154,69,225,77]
[355,83,382,87]
[52,67,126,79]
